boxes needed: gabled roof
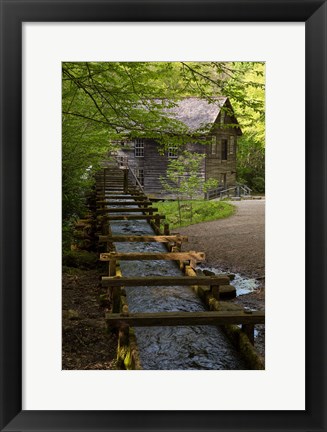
[165,97,229,132]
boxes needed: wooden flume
[95,164,265,369]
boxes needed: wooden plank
[99,188,124,191]
[98,234,188,243]
[97,207,158,213]
[123,169,128,193]
[106,311,265,327]
[96,184,123,187]
[101,275,230,287]
[97,201,151,206]
[97,195,145,200]
[98,189,124,192]
[97,181,124,184]
[100,215,166,221]
[100,251,205,262]
[127,190,146,195]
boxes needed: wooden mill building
[117,97,242,199]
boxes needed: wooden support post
[102,215,109,236]
[107,258,116,307]
[112,286,121,313]
[154,214,161,233]
[123,169,128,193]
[164,223,170,235]
[242,323,255,345]
[118,324,130,345]
[211,285,220,301]
[109,259,116,276]
[108,257,122,313]
[121,295,129,315]
[116,323,130,369]
[108,253,116,277]
[185,265,197,277]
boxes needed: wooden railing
[111,152,145,193]
[127,167,145,193]
[206,184,252,200]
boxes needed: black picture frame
[0,1,326,431]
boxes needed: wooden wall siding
[205,136,237,186]
[206,159,236,185]
[124,140,207,196]
[204,103,239,187]
[119,99,241,196]
[122,138,237,196]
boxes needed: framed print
[0,0,326,431]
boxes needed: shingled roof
[166,97,227,132]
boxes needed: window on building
[135,139,145,157]
[210,136,218,156]
[136,168,144,186]
[229,136,235,154]
[168,145,178,158]
[221,139,228,160]
[220,111,225,125]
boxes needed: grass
[156,200,235,229]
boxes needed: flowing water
[109,197,248,370]
[197,265,259,297]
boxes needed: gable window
[221,139,228,160]
[229,136,235,154]
[220,111,225,125]
[136,168,144,186]
[168,145,178,158]
[135,139,145,157]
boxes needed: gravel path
[178,199,265,279]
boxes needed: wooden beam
[97,207,158,213]
[98,234,188,243]
[96,181,124,184]
[100,215,166,221]
[97,195,145,200]
[101,275,230,287]
[97,201,151,206]
[106,311,265,327]
[100,251,205,262]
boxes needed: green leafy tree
[62,61,264,247]
[161,151,218,225]
[223,62,265,190]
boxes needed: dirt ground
[62,268,117,370]
[178,199,265,359]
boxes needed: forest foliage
[62,61,265,244]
